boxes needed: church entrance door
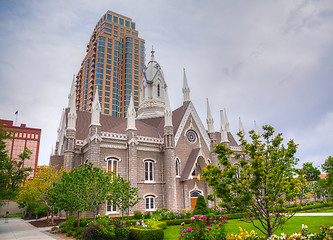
[190,191,201,209]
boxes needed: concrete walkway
[0,218,64,240]
[294,212,333,216]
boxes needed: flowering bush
[134,219,152,229]
[267,224,333,240]
[179,215,228,240]
[227,227,264,240]
[159,209,193,220]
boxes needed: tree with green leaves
[16,165,64,224]
[202,125,302,238]
[193,195,210,216]
[301,162,321,182]
[50,163,114,227]
[108,175,140,218]
[0,125,33,200]
[322,155,333,197]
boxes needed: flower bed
[179,215,229,240]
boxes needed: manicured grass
[163,216,333,239]
[164,225,181,240]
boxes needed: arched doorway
[190,190,201,209]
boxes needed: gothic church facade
[50,50,244,216]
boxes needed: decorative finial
[151,45,155,58]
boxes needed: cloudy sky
[0,0,332,169]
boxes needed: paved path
[294,212,333,216]
[0,218,63,240]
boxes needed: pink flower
[182,229,187,233]
[210,224,212,226]
[225,215,228,219]
[208,227,212,230]
[187,227,192,232]
[209,218,213,220]
[218,222,222,226]
[213,220,216,223]
[181,222,185,226]
[123,221,126,224]
[219,216,223,220]
[223,220,227,223]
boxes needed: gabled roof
[180,148,200,181]
[73,103,189,141]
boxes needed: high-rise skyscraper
[75,11,145,117]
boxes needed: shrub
[58,221,67,228]
[179,215,228,240]
[128,226,164,240]
[2,214,24,218]
[82,224,103,240]
[144,211,151,219]
[165,219,192,226]
[134,210,143,219]
[50,226,58,231]
[193,195,210,216]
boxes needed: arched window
[145,194,156,211]
[144,160,154,181]
[157,84,160,97]
[107,157,119,175]
[176,158,180,176]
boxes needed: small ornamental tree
[108,175,140,218]
[193,195,210,216]
[50,163,113,227]
[16,165,64,224]
[322,155,333,197]
[202,125,302,238]
[301,162,321,182]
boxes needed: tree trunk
[50,206,54,225]
[77,212,80,230]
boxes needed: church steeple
[220,110,229,143]
[67,75,77,130]
[224,108,230,132]
[206,98,214,134]
[137,47,168,119]
[91,88,101,126]
[254,120,260,136]
[239,117,246,141]
[126,94,137,130]
[182,68,191,103]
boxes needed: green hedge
[2,214,24,218]
[154,221,167,230]
[289,202,333,212]
[164,219,192,226]
[128,226,164,240]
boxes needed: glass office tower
[76,11,145,117]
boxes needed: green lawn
[163,216,333,239]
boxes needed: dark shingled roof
[180,148,200,181]
[214,131,239,147]
[74,103,189,140]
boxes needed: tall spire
[224,108,230,132]
[67,75,77,130]
[126,94,137,130]
[206,99,214,133]
[239,117,246,141]
[91,87,101,126]
[164,88,173,127]
[150,45,155,62]
[254,120,260,136]
[182,68,190,103]
[220,110,229,143]
[57,108,65,141]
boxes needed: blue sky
[0,0,332,169]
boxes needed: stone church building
[50,50,245,216]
